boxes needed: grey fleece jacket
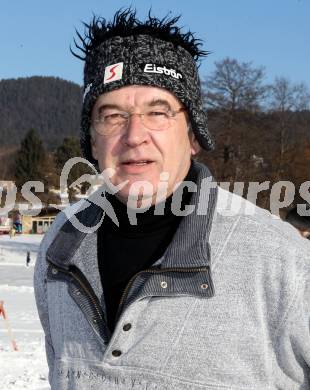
[34,162,310,390]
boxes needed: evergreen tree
[55,136,81,166]
[14,128,46,189]
[55,136,91,197]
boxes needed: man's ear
[189,132,201,156]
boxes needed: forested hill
[0,76,82,149]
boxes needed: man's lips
[118,159,155,173]
[121,159,154,166]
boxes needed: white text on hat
[144,64,182,80]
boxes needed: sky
[0,0,309,87]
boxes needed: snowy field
[0,234,50,390]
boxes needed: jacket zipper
[49,263,108,336]
[115,266,210,322]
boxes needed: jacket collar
[46,161,218,271]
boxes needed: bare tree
[268,77,310,179]
[202,57,267,181]
[203,57,267,121]
[269,77,310,113]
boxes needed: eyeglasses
[92,107,186,136]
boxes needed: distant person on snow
[26,251,31,267]
[13,212,22,234]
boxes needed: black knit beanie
[80,29,214,164]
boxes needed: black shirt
[97,162,197,332]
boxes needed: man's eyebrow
[147,99,172,110]
[96,99,173,114]
[97,104,122,114]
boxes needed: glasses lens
[105,113,127,127]
[143,111,169,130]
[95,112,127,135]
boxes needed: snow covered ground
[0,234,50,390]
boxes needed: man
[34,9,310,389]
[26,251,31,267]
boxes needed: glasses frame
[92,106,186,136]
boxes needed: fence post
[0,300,18,351]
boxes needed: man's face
[90,85,199,205]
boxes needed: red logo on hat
[106,65,119,81]
[104,62,124,84]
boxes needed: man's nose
[122,114,150,146]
